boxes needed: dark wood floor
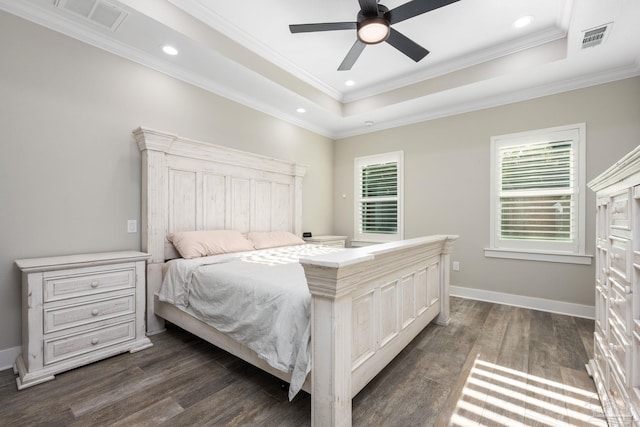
[0,297,606,426]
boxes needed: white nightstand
[14,251,152,390]
[303,235,348,248]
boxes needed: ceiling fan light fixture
[357,17,390,44]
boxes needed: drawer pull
[90,281,100,288]
[610,343,621,351]
[91,337,99,345]
[611,296,625,307]
[91,309,99,316]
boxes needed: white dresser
[588,146,640,426]
[14,251,152,390]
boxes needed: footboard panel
[300,234,457,427]
[350,254,441,394]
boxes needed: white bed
[134,127,458,427]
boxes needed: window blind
[357,162,398,234]
[499,140,574,242]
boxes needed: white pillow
[167,230,255,259]
[247,231,305,249]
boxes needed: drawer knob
[624,285,632,294]
[611,297,625,306]
[91,309,99,316]
[90,281,99,288]
[91,337,99,345]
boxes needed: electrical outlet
[127,220,137,233]
[452,261,460,271]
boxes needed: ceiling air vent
[53,0,127,32]
[581,23,612,49]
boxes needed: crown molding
[342,25,568,103]
[167,0,344,101]
[335,62,640,139]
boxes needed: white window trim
[354,151,404,243]
[485,123,591,265]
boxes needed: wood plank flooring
[0,297,606,426]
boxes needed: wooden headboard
[133,127,307,332]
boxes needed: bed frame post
[302,253,374,427]
[133,127,175,334]
[436,237,456,326]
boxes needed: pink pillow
[247,231,305,249]
[167,230,255,259]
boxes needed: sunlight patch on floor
[449,356,607,427]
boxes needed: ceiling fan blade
[358,0,379,15]
[386,28,429,62]
[338,40,366,71]
[289,22,357,33]
[385,0,459,25]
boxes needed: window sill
[484,248,592,265]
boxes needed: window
[354,151,404,243]
[486,124,590,264]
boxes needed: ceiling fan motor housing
[357,4,390,44]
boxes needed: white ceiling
[1,0,639,139]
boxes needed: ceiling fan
[289,0,460,71]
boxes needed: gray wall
[333,76,640,307]
[0,12,334,352]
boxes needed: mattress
[157,244,343,399]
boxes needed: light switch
[127,220,137,233]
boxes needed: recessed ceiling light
[364,121,374,127]
[345,80,355,87]
[162,45,178,56]
[296,107,306,114]
[513,16,533,29]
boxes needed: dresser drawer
[609,318,632,386]
[596,198,609,241]
[608,361,632,421]
[594,331,608,381]
[610,237,632,283]
[44,294,135,334]
[44,265,135,302]
[610,276,633,335]
[595,283,608,334]
[610,189,631,235]
[44,320,135,365]
[632,332,640,425]
[596,247,608,285]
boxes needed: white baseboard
[450,286,595,319]
[0,345,20,372]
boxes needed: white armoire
[588,145,640,426]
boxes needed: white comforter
[157,244,343,399]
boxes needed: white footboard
[300,235,457,427]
